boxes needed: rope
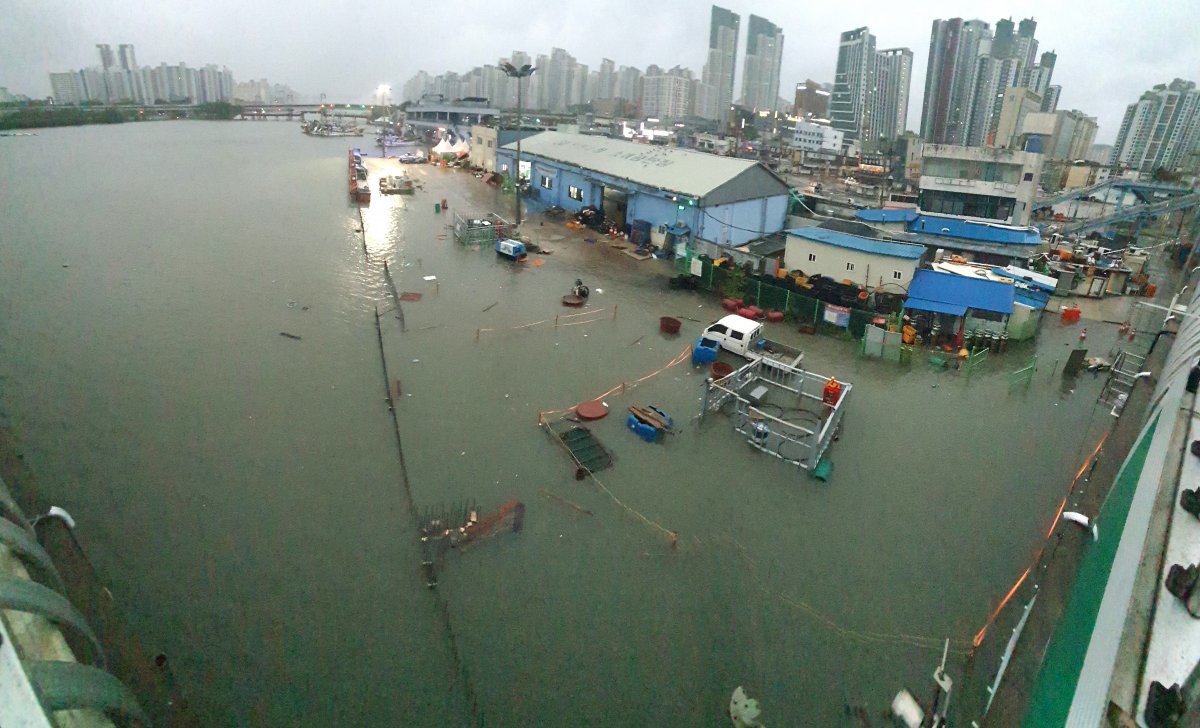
[537,346,692,421]
[476,306,615,338]
[729,537,971,654]
[970,433,1108,649]
[584,469,678,546]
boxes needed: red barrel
[659,316,682,335]
[737,307,757,319]
[822,378,843,406]
[766,311,784,323]
[721,298,740,312]
[711,362,734,379]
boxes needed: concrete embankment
[0,426,198,727]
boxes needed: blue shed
[496,131,790,248]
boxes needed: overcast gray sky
[5,0,1198,143]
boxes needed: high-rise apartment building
[830,27,876,145]
[700,5,739,124]
[921,18,990,145]
[921,17,1058,147]
[1112,79,1200,173]
[1041,85,1061,113]
[642,66,694,120]
[50,72,86,105]
[118,44,137,72]
[740,15,783,112]
[616,66,643,105]
[871,48,913,141]
[596,58,616,101]
[96,44,115,71]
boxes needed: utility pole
[501,63,536,230]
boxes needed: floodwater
[0,122,1123,726]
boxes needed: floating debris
[279,332,302,341]
[400,292,422,302]
[482,301,499,312]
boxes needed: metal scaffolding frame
[700,358,850,472]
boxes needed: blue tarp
[909,215,1041,245]
[906,269,1015,315]
[1014,288,1051,310]
[855,208,919,224]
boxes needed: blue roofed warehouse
[497,132,791,248]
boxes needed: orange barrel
[822,378,843,406]
[1145,283,1157,298]
[441,198,448,210]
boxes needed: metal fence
[677,254,882,340]
[452,212,511,248]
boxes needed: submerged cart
[544,420,614,479]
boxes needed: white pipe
[1134,371,1154,380]
[30,505,75,530]
[1063,511,1098,541]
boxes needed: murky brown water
[0,122,1120,725]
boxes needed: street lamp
[502,62,536,229]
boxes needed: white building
[783,227,926,289]
[791,121,844,155]
[919,144,1043,225]
[470,125,498,172]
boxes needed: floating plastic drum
[721,298,740,312]
[660,316,682,335]
[562,294,586,307]
[575,400,609,420]
[711,362,734,379]
[737,307,757,319]
[766,311,784,323]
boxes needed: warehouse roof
[498,131,789,205]
[787,228,926,260]
[910,214,1042,245]
[905,269,1015,315]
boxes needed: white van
[700,315,764,356]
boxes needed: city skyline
[4,0,1199,143]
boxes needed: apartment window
[540,175,553,190]
[808,253,817,262]
[845,262,855,272]
[476,136,483,145]
[487,140,494,148]
[568,185,584,201]
[1023,172,1034,181]
[892,271,903,280]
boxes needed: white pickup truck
[697,315,804,368]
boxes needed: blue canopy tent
[903,269,1015,347]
